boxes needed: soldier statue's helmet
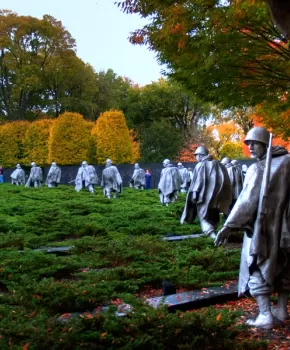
[51,162,56,166]
[221,157,231,165]
[31,162,36,167]
[244,127,270,145]
[134,163,140,169]
[194,146,209,156]
[177,162,182,166]
[106,158,112,164]
[231,160,239,166]
[16,164,21,168]
[163,159,170,166]
[81,161,87,166]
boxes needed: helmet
[31,162,36,167]
[194,146,209,156]
[51,162,56,167]
[221,157,231,165]
[106,158,112,164]
[244,127,270,145]
[231,160,239,166]
[163,159,170,166]
[81,161,87,166]
[16,164,21,168]
[134,163,140,169]
[177,162,182,166]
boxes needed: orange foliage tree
[92,110,133,164]
[49,112,93,165]
[178,143,199,162]
[252,109,290,150]
[205,121,244,159]
[23,119,54,166]
[0,121,30,167]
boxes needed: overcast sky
[1,0,166,85]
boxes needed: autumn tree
[129,129,141,163]
[49,112,93,165]
[117,1,290,110]
[92,110,133,164]
[0,121,30,166]
[205,121,244,159]
[23,119,54,166]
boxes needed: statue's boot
[204,230,216,239]
[272,292,289,321]
[246,295,275,329]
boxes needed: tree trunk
[266,0,290,40]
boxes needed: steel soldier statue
[215,127,290,329]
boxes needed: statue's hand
[214,226,231,246]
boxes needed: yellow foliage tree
[23,119,54,166]
[92,110,133,164]
[84,120,96,164]
[129,129,141,163]
[49,112,93,165]
[0,121,30,167]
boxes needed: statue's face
[195,154,203,162]
[247,141,267,159]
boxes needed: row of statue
[10,159,151,199]
[7,126,290,330]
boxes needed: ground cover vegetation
[0,184,267,348]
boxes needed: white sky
[0,0,166,85]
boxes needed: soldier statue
[101,159,122,199]
[158,159,181,206]
[181,146,231,239]
[25,162,43,188]
[221,157,243,210]
[46,162,61,188]
[129,163,145,189]
[74,161,98,193]
[215,127,290,329]
[177,162,188,193]
[11,164,25,185]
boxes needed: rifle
[250,133,273,262]
[68,179,76,184]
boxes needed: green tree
[42,54,97,119]
[93,69,132,119]
[124,78,210,139]
[0,11,75,120]
[139,119,184,162]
